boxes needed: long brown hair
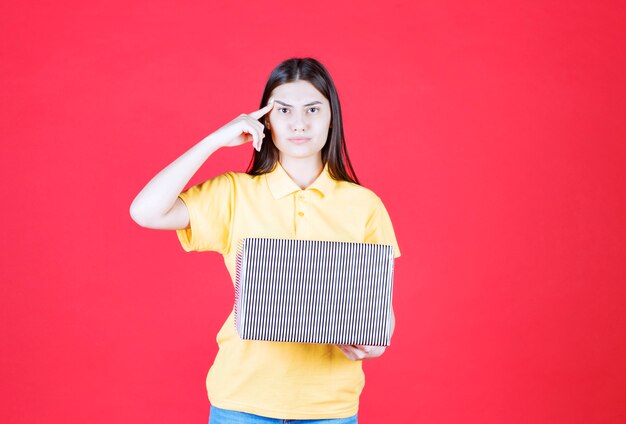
[246,58,360,185]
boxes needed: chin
[276,143,324,158]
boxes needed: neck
[279,154,324,189]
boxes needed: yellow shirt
[176,162,400,419]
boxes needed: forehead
[270,80,328,104]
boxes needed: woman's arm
[129,102,274,230]
[338,305,395,361]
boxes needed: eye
[308,107,320,113]
[278,107,289,114]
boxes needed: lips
[287,137,312,144]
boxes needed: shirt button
[297,211,304,217]
[297,193,305,200]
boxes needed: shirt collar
[266,162,336,199]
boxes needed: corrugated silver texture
[235,238,395,346]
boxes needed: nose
[291,111,306,132]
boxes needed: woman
[130,58,400,423]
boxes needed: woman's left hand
[337,344,386,360]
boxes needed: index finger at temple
[249,100,274,119]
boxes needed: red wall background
[2,1,625,423]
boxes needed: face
[266,80,332,162]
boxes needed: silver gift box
[235,238,395,346]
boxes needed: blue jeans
[209,406,358,424]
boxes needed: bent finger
[241,126,260,149]
[338,345,361,361]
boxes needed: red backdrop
[2,1,625,423]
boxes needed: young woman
[130,58,400,423]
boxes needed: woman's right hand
[130,100,274,230]
[214,100,274,151]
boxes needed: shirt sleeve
[175,172,234,255]
[364,197,401,259]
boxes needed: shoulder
[333,180,385,207]
[179,171,249,202]
[213,171,254,182]
[189,171,258,190]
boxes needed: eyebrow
[274,100,323,107]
